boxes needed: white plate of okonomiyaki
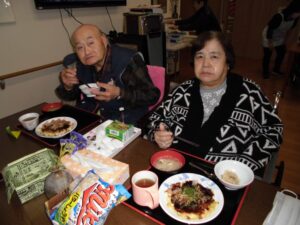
[159,173,224,224]
[35,116,77,139]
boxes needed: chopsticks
[174,136,200,148]
[78,79,92,88]
[155,123,200,148]
[189,162,216,179]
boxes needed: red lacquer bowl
[41,102,63,113]
[150,149,186,173]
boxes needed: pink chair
[147,65,166,111]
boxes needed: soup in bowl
[151,149,185,173]
[18,112,39,131]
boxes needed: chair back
[273,91,282,113]
[147,65,165,111]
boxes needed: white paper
[0,0,15,23]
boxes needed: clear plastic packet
[46,170,131,225]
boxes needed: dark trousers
[262,45,286,75]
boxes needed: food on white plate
[221,170,240,185]
[39,119,75,137]
[154,157,182,172]
[166,180,217,220]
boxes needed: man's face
[72,25,108,70]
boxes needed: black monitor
[34,0,127,10]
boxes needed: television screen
[34,0,127,10]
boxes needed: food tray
[18,104,102,148]
[83,120,141,158]
[123,150,250,225]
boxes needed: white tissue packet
[83,120,141,158]
[60,149,129,185]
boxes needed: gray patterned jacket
[146,73,283,173]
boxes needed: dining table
[0,103,278,225]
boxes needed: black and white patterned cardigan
[146,73,283,172]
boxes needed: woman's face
[194,39,228,88]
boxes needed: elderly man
[56,24,160,124]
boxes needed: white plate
[159,173,224,224]
[35,116,77,139]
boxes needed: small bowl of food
[150,149,185,173]
[214,160,254,190]
[41,102,63,114]
[18,112,39,131]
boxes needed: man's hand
[60,68,79,90]
[154,123,174,149]
[91,82,121,102]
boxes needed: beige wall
[0,0,150,119]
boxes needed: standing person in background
[55,24,160,125]
[262,0,300,79]
[167,0,221,34]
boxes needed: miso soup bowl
[18,112,39,131]
[150,149,185,173]
[41,102,63,113]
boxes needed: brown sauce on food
[41,119,70,133]
[167,180,215,218]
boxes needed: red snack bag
[46,170,131,225]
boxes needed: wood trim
[0,61,63,80]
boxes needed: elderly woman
[146,31,283,174]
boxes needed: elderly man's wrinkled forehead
[71,24,103,46]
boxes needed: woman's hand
[60,68,79,90]
[91,81,121,102]
[154,123,174,149]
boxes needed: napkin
[60,149,129,185]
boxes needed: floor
[171,49,300,194]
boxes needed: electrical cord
[64,8,83,25]
[59,9,72,46]
[105,7,116,32]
